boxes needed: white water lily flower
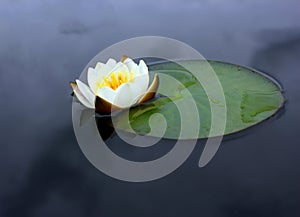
[71,56,159,114]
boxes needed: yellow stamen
[96,71,134,91]
[124,72,128,83]
[110,72,118,89]
[118,72,123,84]
[130,72,134,82]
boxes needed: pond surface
[0,0,300,216]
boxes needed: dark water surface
[1,0,300,216]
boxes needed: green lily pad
[114,60,284,139]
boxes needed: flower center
[97,71,134,90]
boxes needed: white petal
[106,58,117,71]
[71,81,95,109]
[87,67,99,94]
[139,60,149,75]
[111,62,129,73]
[95,62,105,70]
[76,79,95,108]
[113,83,136,108]
[137,74,159,104]
[124,58,139,74]
[94,62,110,78]
[94,59,117,78]
[97,86,116,104]
[128,74,149,100]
